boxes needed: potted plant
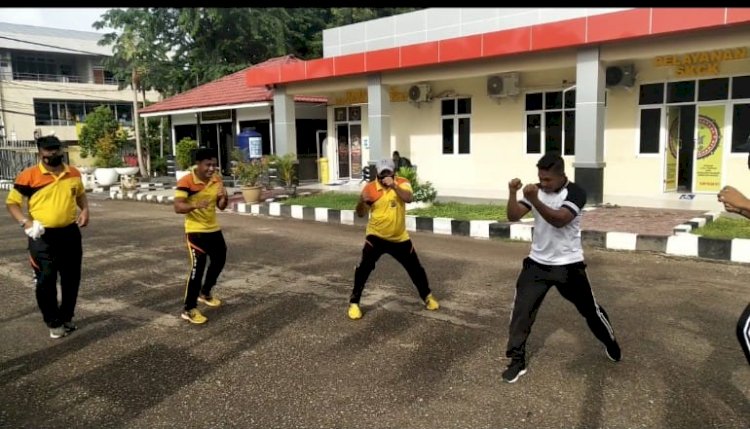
[269,153,298,195]
[175,137,198,180]
[93,134,124,187]
[231,148,266,203]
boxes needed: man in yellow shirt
[348,158,439,320]
[5,135,89,339]
[173,148,228,324]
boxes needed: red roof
[140,55,327,114]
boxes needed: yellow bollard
[317,157,329,184]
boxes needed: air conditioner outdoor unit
[606,64,636,88]
[487,72,520,98]
[408,84,432,103]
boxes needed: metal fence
[0,140,37,180]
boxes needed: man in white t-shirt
[501,152,621,383]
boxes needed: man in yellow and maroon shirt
[347,158,439,320]
[5,135,89,339]
[173,148,228,324]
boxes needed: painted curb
[102,189,749,264]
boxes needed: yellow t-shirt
[174,168,223,233]
[5,163,84,228]
[362,177,412,242]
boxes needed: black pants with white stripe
[184,231,226,311]
[506,257,618,361]
[737,303,750,365]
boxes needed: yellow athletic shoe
[198,294,222,308]
[347,303,363,320]
[181,308,208,324]
[424,293,440,310]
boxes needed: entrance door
[335,123,362,180]
[665,105,696,193]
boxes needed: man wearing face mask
[501,152,620,383]
[5,135,89,339]
[347,158,439,320]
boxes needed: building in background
[245,7,750,209]
[139,55,327,179]
[0,22,159,165]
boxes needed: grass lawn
[692,216,750,240]
[283,192,516,221]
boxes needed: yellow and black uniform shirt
[361,177,412,242]
[175,168,223,233]
[5,163,84,228]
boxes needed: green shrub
[175,137,198,170]
[397,166,437,203]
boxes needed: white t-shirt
[519,181,587,266]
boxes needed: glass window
[545,111,563,154]
[732,75,750,99]
[334,107,347,122]
[458,117,471,154]
[441,98,471,155]
[697,78,729,101]
[34,100,52,126]
[348,106,361,121]
[524,91,575,155]
[639,108,661,154]
[545,91,562,109]
[457,98,471,115]
[441,99,455,116]
[525,93,543,111]
[526,114,541,154]
[442,118,454,154]
[666,81,695,103]
[639,83,665,105]
[731,103,750,153]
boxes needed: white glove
[24,220,45,240]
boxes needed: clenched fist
[508,178,523,192]
[522,183,539,200]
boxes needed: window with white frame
[441,97,471,154]
[637,75,750,154]
[524,90,576,155]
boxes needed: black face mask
[43,154,64,167]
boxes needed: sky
[0,8,113,33]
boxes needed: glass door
[664,106,679,192]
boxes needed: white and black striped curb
[98,188,750,264]
[92,182,174,193]
[232,202,749,263]
[108,189,175,204]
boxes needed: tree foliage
[79,106,126,161]
[94,8,422,96]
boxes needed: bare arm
[174,197,208,214]
[76,192,89,227]
[506,178,530,222]
[718,186,750,218]
[216,183,228,211]
[6,202,31,230]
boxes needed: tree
[78,106,127,167]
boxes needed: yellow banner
[695,105,725,192]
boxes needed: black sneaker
[63,322,78,333]
[605,340,621,362]
[502,359,527,383]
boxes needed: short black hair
[536,151,565,175]
[194,147,217,162]
[393,150,400,157]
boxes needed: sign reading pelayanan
[654,47,748,77]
